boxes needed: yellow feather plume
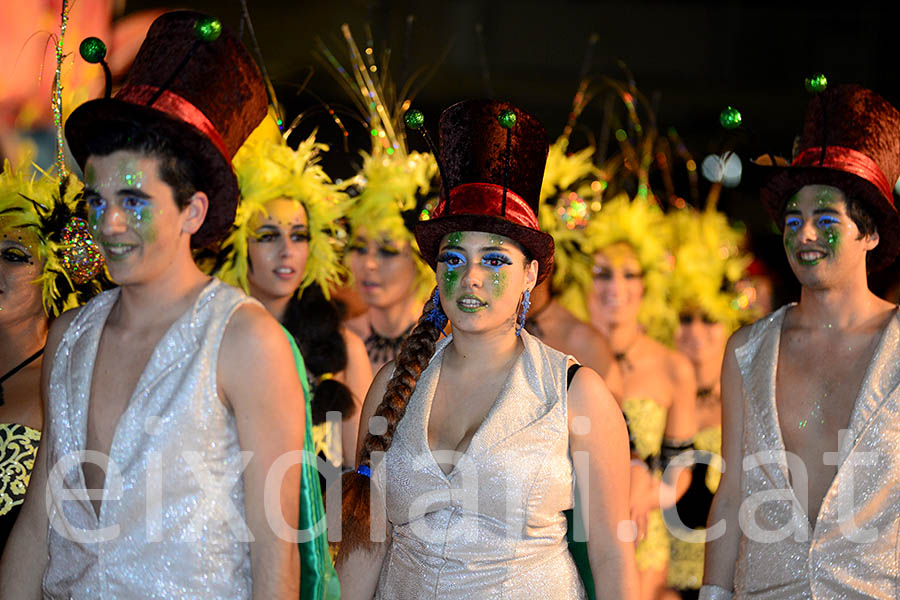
[215,115,351,298]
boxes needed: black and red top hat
[759,84,900,270]
[415,99,554,283]
[65,11,268,248]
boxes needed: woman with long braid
[335,100,638,600]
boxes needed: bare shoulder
[359,361,395,424]
[567,317,611,354]
[344,312,369,341]
[567,364,620,420]
[222,301,288,354]
[725,321,755,356]
[341,326,368,359]
[663,343,694,385]
[369,360,395,401]
[220,302,296,387]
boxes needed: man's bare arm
[220,304,304,599]
[702,326,750,592]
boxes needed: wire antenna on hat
[238,0,285,131]
[561,33,600,147]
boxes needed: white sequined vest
[375,330,586,599]
[734,304,900,599]
[42,279,255,599]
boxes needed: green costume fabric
[284,327,340,599]
[566,508,595,599]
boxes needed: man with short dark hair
[0,12,304,598]
[702,84,900,598]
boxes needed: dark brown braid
[335,287,445,563]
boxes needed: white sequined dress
[374,330,586,599]
[733,304,900,599]
[42,279,255,599]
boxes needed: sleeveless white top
[375,330,585,599]
[42,279,255,599]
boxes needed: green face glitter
[490,270,508,298]
[443,268,459,297]
[130,205,157,243]
[448,231,463,246]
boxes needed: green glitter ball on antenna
[719,106,742,130]
[404,109,425,130]
[498,109,517,129]
[79,37,107,64]
[194,16,222,42]
[804,73,828,94]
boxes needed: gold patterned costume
[622,396,670,572]
[0,424,41,550]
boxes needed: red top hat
[414,99,555,283]
[65,11,268,248]
[759,84,900,270]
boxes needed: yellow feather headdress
[538,137,600,297]
[576,193,677,344]
[0,159,109,316]
[319,24,439,303]
[213,115,350,298]
[666,208,755,334]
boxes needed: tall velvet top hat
[415,99,555,283]
[65,11,268,248]
[759,84,900,270]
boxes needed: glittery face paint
[84,155,162,254]
[482,252,511,298]
[436,231,530,327]
[82,151,185,281]
[437,249,465,298]
[783,187,843,266]
[0,220,44,320]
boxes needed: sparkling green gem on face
[448,231,463,246]
[490,270,507,298]
[443,268,459,297]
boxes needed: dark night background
[125,0,900,303]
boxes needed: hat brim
[65,98,237,248]
[415,214,555,284]
[758,163,900,271]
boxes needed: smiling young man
[0,12,306,599]
[702,85,900,599]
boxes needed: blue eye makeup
[481,252,513,271]
[816,215,840,228]
[785,216,801,232]
[123,196,148,210]
[437,250,466,269]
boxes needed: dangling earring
[425,287,448,332]
[516,288,531,337]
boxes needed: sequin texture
[375,330,586,599]
[732,305,900,598]
[42,280,255,598]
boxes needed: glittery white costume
[42,279,254,599]
[733,305,900,599]
[375,330,586,599]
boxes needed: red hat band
[117,84,230,160]
[433,183,540,230]
[792,146,894,202]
